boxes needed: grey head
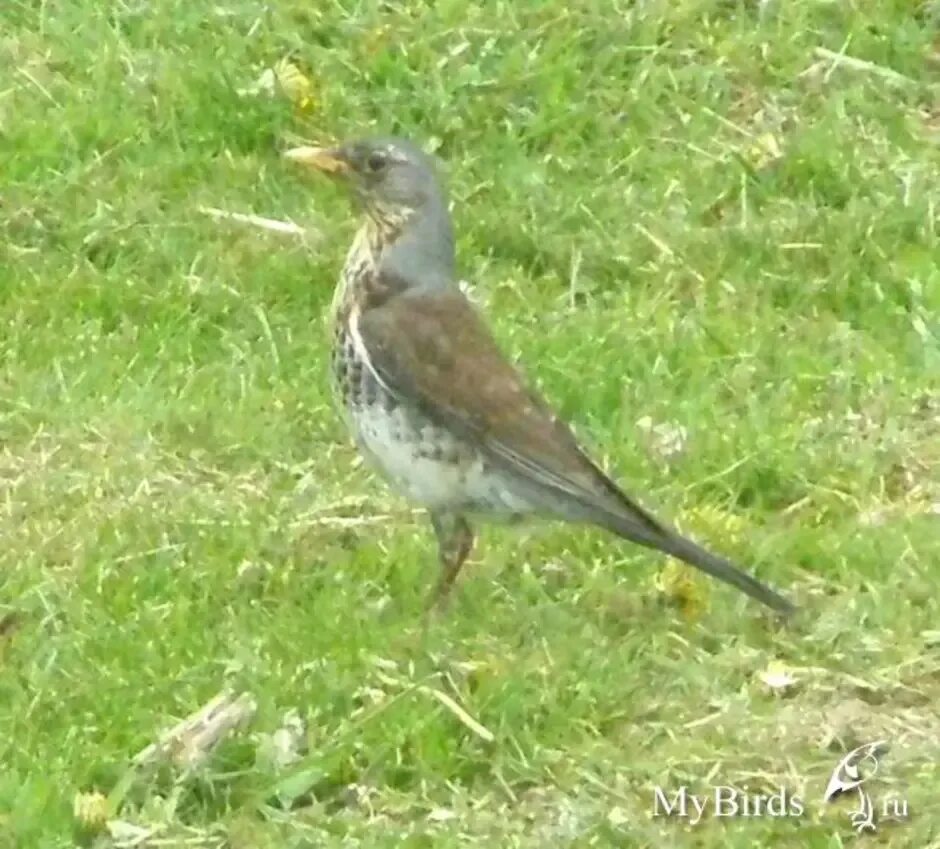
[284,135,456,290]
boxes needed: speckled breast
[327,230,537,517]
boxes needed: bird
[283,136,796,617]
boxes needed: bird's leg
[428,511,474,610]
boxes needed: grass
[2,0,939,846]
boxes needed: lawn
[1,1,938,846]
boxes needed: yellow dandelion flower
[744,132,783,170]
[72,790,109,833]
[273,58,316,112]
[655,561,709,620]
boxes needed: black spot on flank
[361,373,378,406]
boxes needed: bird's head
[284,136,446,238]
[285,135,456,287]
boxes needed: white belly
[351,403,532,515]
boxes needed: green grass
[2,1,939,846]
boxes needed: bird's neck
[336,200,456,315]
[363,201,414,247]
[374,198,456,284]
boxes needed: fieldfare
[284,136,795,616]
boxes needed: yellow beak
[282,145,351,175]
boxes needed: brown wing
[358,287,796,615]
[357,287,667,538]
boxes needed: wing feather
[356,287,665,538]
[355,285,796,615]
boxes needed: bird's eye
[366,151,388,172]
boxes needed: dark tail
[601,511,796,615]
